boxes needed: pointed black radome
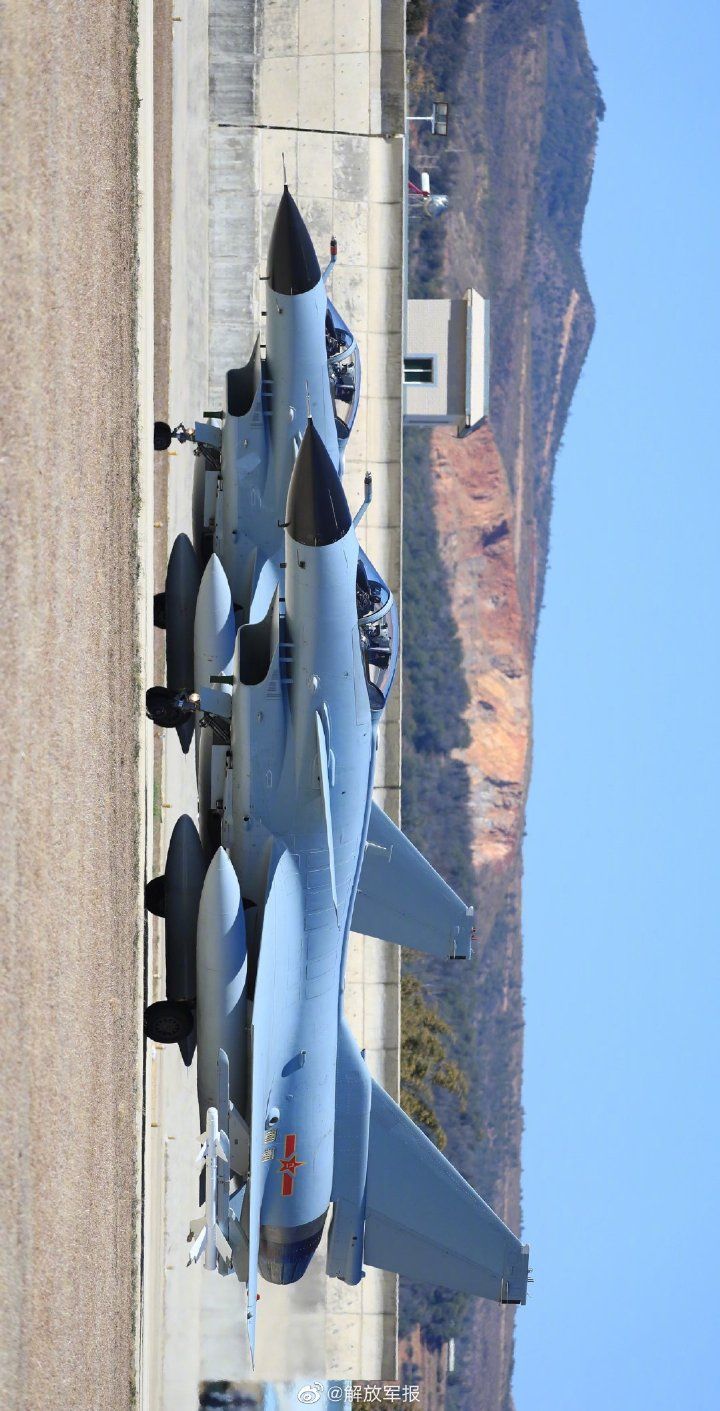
[267,186,321,295]
[286,422,352,547]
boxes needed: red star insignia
[279,1134,305,1195]
[279,1153,304,1176]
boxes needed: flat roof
[465,287,491,429]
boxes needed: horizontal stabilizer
[363,1080,529,1304]
[351,802,473,958]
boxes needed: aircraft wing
[362,1078,529,1304]
[351,801,473,958]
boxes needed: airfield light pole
[407,100,449,137]
[407,101,450,218]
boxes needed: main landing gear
[144,999,193,1044]
[154,420,196,451]
[145,684,198,730]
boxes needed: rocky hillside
[400,3,602,1408]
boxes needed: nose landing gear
[154,420,196,451]
[145,685,199,730]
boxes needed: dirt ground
[0,5,142,1409]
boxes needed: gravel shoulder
[0,5,142,1408]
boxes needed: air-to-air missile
[147,187,529,1356]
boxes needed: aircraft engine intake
[259,1211,327,1285]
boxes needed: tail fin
[351,801,473,958]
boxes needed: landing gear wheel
[153,592,167,629]
[144,874,166,917]
[154,420,173,451]
[146,685,195,729]
[144,1000,193,1044]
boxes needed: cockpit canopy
[326,300,361,438]
[356,549,398,712]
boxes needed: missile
[187,1104,233,1274]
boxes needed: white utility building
[403,288,490,435]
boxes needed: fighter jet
[151,184,360,750]
[146,188,529,1354]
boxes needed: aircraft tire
[154,420,172,451]
[144,874,166,917]
[153,592,166,630]
[146,685,193,729]
[144,999,193,1044]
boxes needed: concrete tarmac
[143,3,406,1404]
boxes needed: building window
[404,355,436,385]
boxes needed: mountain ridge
[400,3,602,1406]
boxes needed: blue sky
[514,1,720,1407]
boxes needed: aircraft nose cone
[267,185,321,295]
[286,422,352,546]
